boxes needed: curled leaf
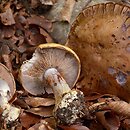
[96,111,120,130]
[0,8,15,25]
[25,97,55,107]
[59,124,90,130]
[108,101,130,117]
[26,106,54,117]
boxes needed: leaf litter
[0,0,129,129]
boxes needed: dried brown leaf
[2,26,15,38]
[96,111,120,130]
[40,28,53,43]
[31,0,40,8]
[16,124,23,130]
[26,106,54,117]
[85,92,101,101]
[60,0,75,22]
[89,120,104,130]
[20,111,41,129]
[122,118,130,130]
[28,33,47,46]
[28,120,54,130]
[108,101,130,117]
[0,44,11,55]
[42,117,56,129]
[0,8,15,25]
[25,97,55,107]
[59,124,90,130]
[13,98,29,109]
[27,15,52,31]
[2,54,13,72]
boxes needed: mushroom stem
[0,79,20,125]
[45,68,88,125]
[0,94,20,125]
[44,68,71,105]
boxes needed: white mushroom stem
[0,79,20,124]
[44,68,71,105]
[0,94,20,124]
[45,68,87,125]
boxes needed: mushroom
[66,2,130,102]
[0,63,20,125]
[20,43,88,125]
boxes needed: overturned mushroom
[66,3,130,102]
[0,63,20,125]
[20,43,88,125]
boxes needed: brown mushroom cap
[66,3,130,101]
[0,63,16,101]
[20,43,80,95]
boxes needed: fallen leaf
[2,54,13,72]
[13,98,29,109]
[2,26,15,38]
[85,92,101,101]
[89,120,104,130]
[28,120,54,130]
[25,97,55,107]
[15,123,23,130]
[27,15,52,31]
[31,0,40,8]
[59,124,90,130]
[122,118,130,130]
[20,111,41,129]
[40,28,53,43]
[42,117,56,129]
[96,111,120,130]
[26,106,54,117]
[60,0,75,22]
[108,101,130,118]
[0,8,15,25]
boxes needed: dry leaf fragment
[2,26,15,38]
[122,0,130,4]
[61,0,76,22]
[122,118,130,130]
[31,0,40,8]
[26,106,54,117]
[25,97,55,107]
[42,117,56,129]
[27,15,52,31]
[96,111,120,130]
[0,8,15,25]
[108,101,130,117]
[20,111,41,129]
[2,54,13,72]
[13,98,29,109]
[59,124,90,130]
[28,120,54,130]
[40,28,53,43]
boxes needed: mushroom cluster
[66,2,130,102]
[20,43,88,125]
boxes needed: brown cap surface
[66,3,130,101]
[0,63,16,101]
[20,43,80,95]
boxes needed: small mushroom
[66,3,130,102]
[0,63,20,124]
[20,43,88,125]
